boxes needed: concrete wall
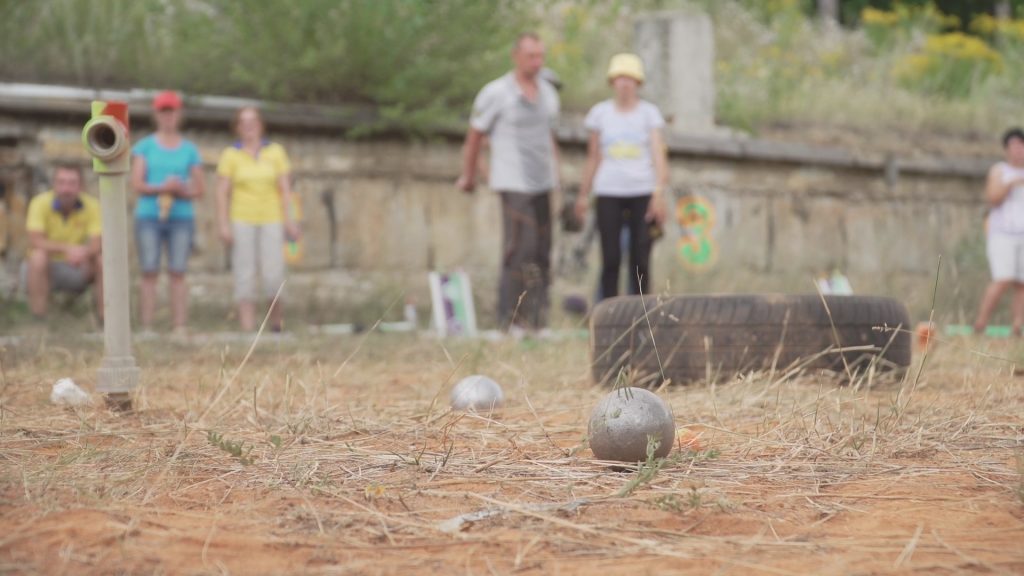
[0,102,993,326]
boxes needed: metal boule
[588,387,675,463]
[450,375,504,412]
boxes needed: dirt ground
[0,331,1022,575]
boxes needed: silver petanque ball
[450,375,504,411]
[588,387,675,463]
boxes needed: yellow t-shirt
[26,191,102,261]
[216,142,291,224]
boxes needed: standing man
[974,127,1024,336]
[24,164,103,320]
[457,32,561,333]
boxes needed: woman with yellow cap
[575,53,669,300]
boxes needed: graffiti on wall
[676,194,717,271]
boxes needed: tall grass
[706,1,1024,135]
[514,0,1024,136]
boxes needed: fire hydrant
[82,101,139,410]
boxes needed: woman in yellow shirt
[215,107,301,331]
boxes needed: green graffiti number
[675,195,717,271]
[679,236,714,265]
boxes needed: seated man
[25,164,103,320]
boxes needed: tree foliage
[1,0,1021,135]
[0,0,529,133]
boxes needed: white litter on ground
[50,378,92,407]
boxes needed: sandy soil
[0,333,1021,575]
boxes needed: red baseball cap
[152,91,182,111]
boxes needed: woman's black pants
[596,194,653,300]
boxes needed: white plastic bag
[50,378,92,407]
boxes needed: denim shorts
[19,260,92,293]
[135,218,194,274]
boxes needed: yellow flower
[894,32,1004,98]
[998,19,1024,41]
[924,32,1003,68]
[862,7,900,27]
[970,14,998,35]
[893,54,934,82]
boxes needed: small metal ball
[450,375,504,411]
[588,387,675,463]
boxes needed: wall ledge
[0,82,993,179]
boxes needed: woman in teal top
[130,91,205,337]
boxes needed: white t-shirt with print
[584,99,665,197]
[989,161,1024,236]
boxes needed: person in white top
[575,53,668,300]
[974,128,1024,335]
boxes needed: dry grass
[0,329,1022,575]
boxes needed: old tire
[590,294,912,385]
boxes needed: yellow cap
[607,53,645,84]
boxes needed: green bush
[894,32,1003,98]
[0,0,528,134]
[2,0,1024,137]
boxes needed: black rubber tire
[589,294,912,385]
